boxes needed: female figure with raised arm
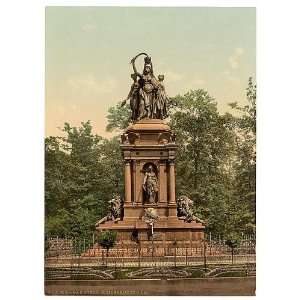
[130,53,160,119]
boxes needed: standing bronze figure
[121,53,169,121]
[143,165,159,204]
[121,73,140,120]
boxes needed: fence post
[78,240,81,269]
[151,234,154,264]
[56,236,59,258]
[73,238,76,263]
[209,232,212,255]
[185,247,188,266]
[138,245,141,268]
[106,249,108,268]
[174,247,177,268]
[70,238,74,279]
[203,240,207,271]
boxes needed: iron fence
[45,233,255,268]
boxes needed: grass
[189,269,206,278]
[215,271,247,278]
[113,270,129,279]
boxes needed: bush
[98,230,117,251]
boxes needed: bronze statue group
[121,53,168,121]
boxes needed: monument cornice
[120,143,178,149]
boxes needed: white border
[1,0,300,300]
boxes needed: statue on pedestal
[95,195,123,227]
[121,53,169,121]
[95,53,205,247]
[176,195,205,224]
[143,165,158,204]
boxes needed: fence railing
[45,234,255,268]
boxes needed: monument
[96,53,205,248]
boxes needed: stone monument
[96,53,205,248]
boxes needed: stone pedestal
[96,119,205,247]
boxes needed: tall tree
[169,90,235,195]
[168,89,237,235]
[229,77,256,218]
[45,121,123,238]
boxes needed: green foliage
[45,121,123,238]
[170,90,235,191]
[229,77,256,220]
[44,208,73,237]
[106,102,131,132]
[225,232,241,249]
[98,230,117,251]
[168,89,238,236]
[166,82,256,237]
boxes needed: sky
[45,7,256,138]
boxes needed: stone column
[132,160,136,203]
[169,160,176,204]
[124,160,131,203]
[159,161,167,203]
[135,161,142,203]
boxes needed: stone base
[96,216,205,248]
[123,203,178,219]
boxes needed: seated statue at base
[95,195,123,227]
[176,195,205,224]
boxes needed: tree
[99,137,124,197]
[169,90,235,192]
[106,102,131,132]
[229,77,256,230]
[98,230,117,266]
[45,121,123,239]
[168,89,237,236]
